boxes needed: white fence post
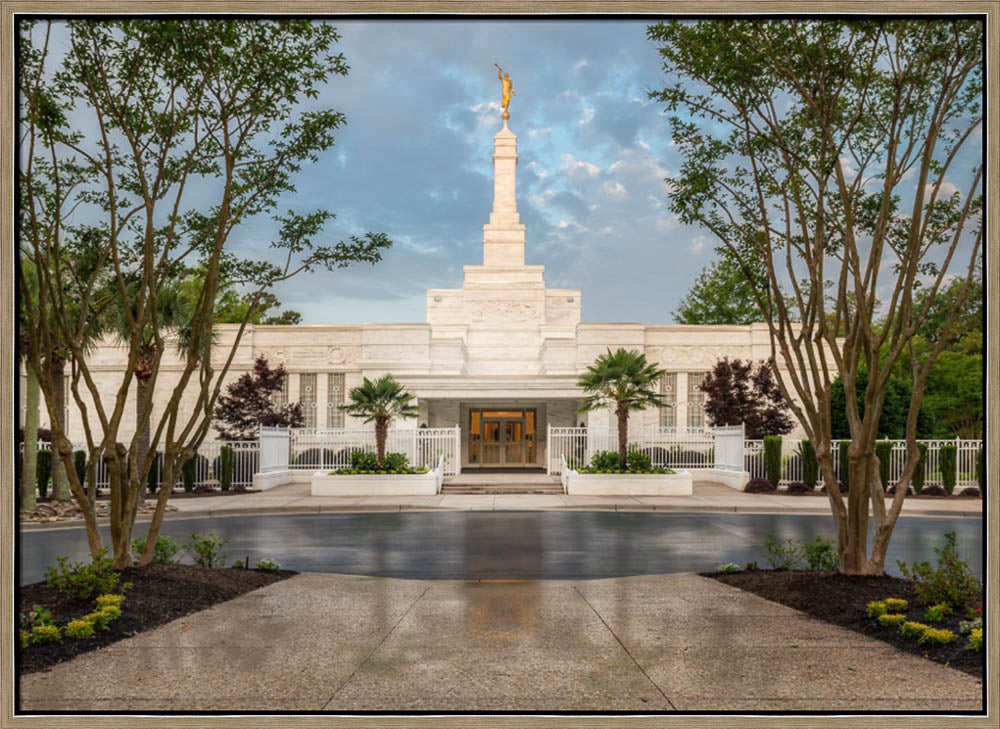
[259,427,290,473]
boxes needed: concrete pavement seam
[571,585,678,711]
[321,584,432,711]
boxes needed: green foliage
[801,536,839,570]
[84,609,113,631]
[913,443,928,493]
[958,616,982,635]
[800,440,818,490]
[917,627,956,645]
[899,621,929,639]
[715,563,740,574]
[967,628,983,652]
[73,450,87,487]
[627,449,653,472]
[95,593,124,609]
[897,532,981,610]
[763,436,782,488]
[341,375,418,463]
[131,535,181,564]
[64,618,96,640]
[838,441,850,489]
[256,558,280,571]
[350,450,380,471]
[884,598,908,612]
[591,451,621,470]
[219,445,234,491]
[875,441,892,491]
[20,629,30,651]
[44,549,121,600]
[31,624,61,644]
[923,603,951,623]
[674,254,765,325]
[762,532,802,570]
[36,449,51,499]
[98,604,122,623]
[878,613,907,628]
[382,452,409,471]
[184,533,228,568]
[147,451,161,494]
[939,444,957,494]
[744,561,758,571]
[866,601,887,619]
[181,457,196,493]
[829,369,936,440]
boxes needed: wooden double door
[469,409,536,467]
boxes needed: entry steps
[441,472,564,495]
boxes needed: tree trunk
[136,374,151,493]
[840,445,884,575]
[617,404,628,471]
[49,355,70,501]
[20,365,39,512]
[139,454,179,567]
[375,417,388,465]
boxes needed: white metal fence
[744,438,983,489]
[547,426,717,475]
[287,426,462,476]
[19,440,260,490]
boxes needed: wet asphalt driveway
[18,511,982,585]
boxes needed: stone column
[482,121,527,267]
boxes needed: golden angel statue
[494,63,515,120]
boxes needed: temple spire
[482,120,526,267]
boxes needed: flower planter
[563,469,693,496]
[311,469,440,496]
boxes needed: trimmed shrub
[875,441,892,491]
[95,593,124,609]
[31,624,61,644]
[785,481,812,494]
[36,449,51,499]
[886,484,914,496]
[900,621,929,639]
[744,478,776,493]
[866,601,887,619]
[801,439,818,490]
[184,532,228,568]
[878,613,906,628]
[64,618,96,640]
[73,450,87,488]
[838,440,851,489]
[256,557,280,571]
[897,531,981,610]
[181,457,196,493]
[913,442,928,493]
[821,481,849,494]
[20,629,30,650]
[131,535,181,564]
[967,628,983,652]
[924,603,951,623]
[919,484,948,496]
[146,451,161,494]
[715,563,740,574]
[350,450,380,471]
[98,604,122,622]
[802,536,839,570]
[884,597,908,612]
[958,487,981,498]
[940,444,957,495]
[590,450,621,471]
[917,627,956,645]
[219,445,234,491]
[383,452,409,471]
[626,449,652,472]
[44,549,121,600]
[763,435,782,488]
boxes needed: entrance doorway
[469,409,536,467]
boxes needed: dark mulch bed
[710,570,983,679]
[18,563,296,675]
[94,487,260,500]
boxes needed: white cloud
[532,189,556,206]
[561,153,600,178]
[557,220,569,228]
[572,59,588,73]
[580,107,596,124]
[927,181,961,198]
[528,127,551,138]
[602,181,627,198]
[689,235,709,255]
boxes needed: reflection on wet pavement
[19,511,982,585]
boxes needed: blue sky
[240,19,706,325]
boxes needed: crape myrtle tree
[700,358,794,438]
[213,356,305,440]
[577,349,667,470]
[648,19,982,574]
[19,19,391,567]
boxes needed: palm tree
[340,375,418,466]
[577,348,667,471]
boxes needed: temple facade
[26,118,802,470]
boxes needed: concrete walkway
[19,572,982,712]
[20,481,982,532]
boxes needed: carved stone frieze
[657,345,753,367]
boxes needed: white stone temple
[27,117,797,470]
